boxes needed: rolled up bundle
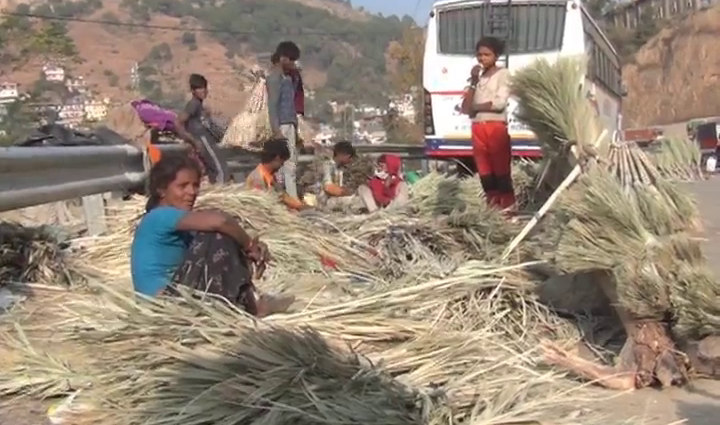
[221,72,272,150]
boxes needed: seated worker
[320,141,360,210]
[130,152,294,317]
[362,154,409,212]
[246,138,307,210]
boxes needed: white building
[84,98,109,121]
[58,96,86,127]
[43,64,66,82]
[66,76,88,94]
[0,82,19,104]
[389,93,416,122]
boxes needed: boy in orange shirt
[246,138,307,210]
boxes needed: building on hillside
[84,98,110,121]
[357,121,387,144]
[43,64,66,82]
[66,76,88,94]
[0,82,19,104]
[57,95,86,127]
[605,0,716,29]
[389,93,417,122]
[312,124,337,145]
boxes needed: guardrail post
[82,194,107,235]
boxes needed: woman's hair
[475,36,505,57]
[261,138,291,163]
[145,153,201,212]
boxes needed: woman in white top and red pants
[462,37,516,211]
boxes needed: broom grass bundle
[548,167,719,388]
[605,140,702,233]
[0,258,605,425]
[510,56,607,193]
[506,55,718,389]
[649,137,704,181]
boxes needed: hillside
[622,6,720,127]
[0,0,410,118]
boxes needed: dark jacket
[266,68,297,132]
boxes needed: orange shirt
[246,164,304,210]
[246,164,277,191]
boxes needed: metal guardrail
[0,143,426,213]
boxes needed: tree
[386,27,423,96]
[584,0,612,20]
[148,43,173,63]
[181,31,197,46]
[0,100,40,146]
[385,27,424,143]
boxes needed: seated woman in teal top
[130,152,293,317]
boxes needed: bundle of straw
[0,223,72,286]
[221,73,272,150]
[649,137,704,181]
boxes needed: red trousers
[471,121,516,209]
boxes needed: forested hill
[0,0,413,113]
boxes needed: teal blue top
[130,206,192,296]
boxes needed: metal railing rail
[0,143,426,213]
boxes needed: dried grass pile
[0,223,72,287]
[0,258,607,424]
[648,137,704,181]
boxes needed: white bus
[422,0,622,161]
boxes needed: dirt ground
[1,179,719,424]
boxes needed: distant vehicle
[695,121,720,156]
[422,0,623,167]
[686,116,720,143]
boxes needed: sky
[353,0,435,22]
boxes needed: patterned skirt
[169,232,257,315]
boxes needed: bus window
[437,2,567,55]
